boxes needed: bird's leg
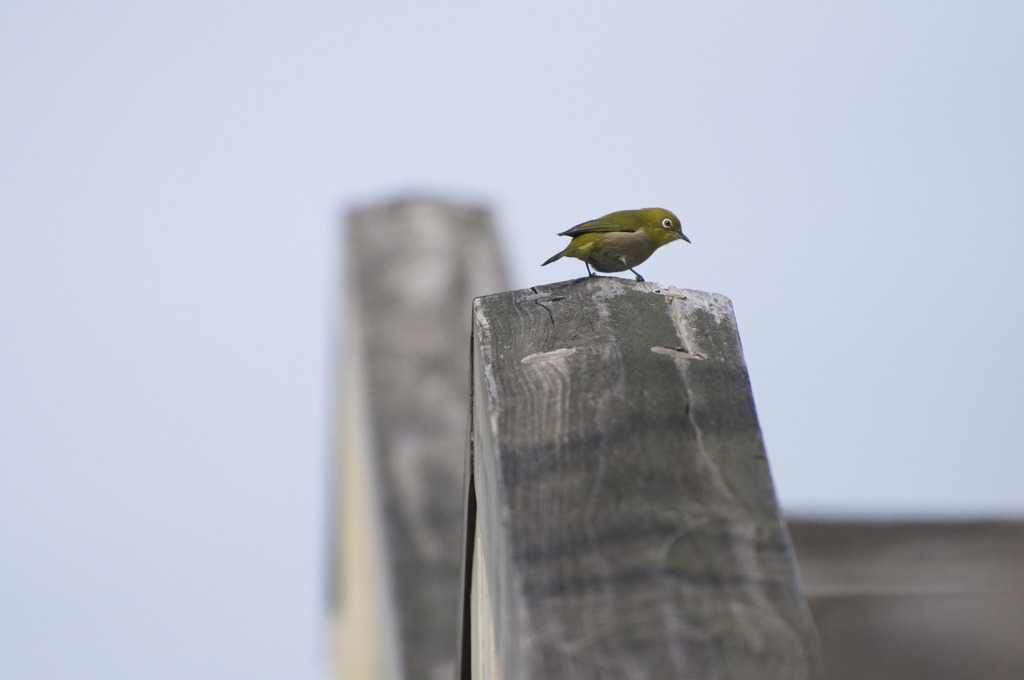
[586,263,595,277]
[630,268,645,282]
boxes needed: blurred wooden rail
[789,519,1024,680]
[459,278,822,679]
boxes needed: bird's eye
[661,218,673,229]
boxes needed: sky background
[2,1,1022,678]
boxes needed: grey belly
[587,231,654,271]
[588,252,631,272]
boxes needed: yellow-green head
[541,207,690,282]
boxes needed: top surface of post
[469,276,821,679]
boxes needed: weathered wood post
[332,198,508,680]
[460,276,822,679]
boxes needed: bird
[541,207,690,282]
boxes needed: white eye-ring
[661,217,673,229]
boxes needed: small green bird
[541,207,690,282]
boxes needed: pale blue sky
[2,2,1022,678]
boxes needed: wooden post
[462,276,822,679]
[332,198,508,680]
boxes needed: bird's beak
[678,232,691,244]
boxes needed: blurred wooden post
[461,276,822,679]
[332,198,508,680]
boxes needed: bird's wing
[557,219,638,236]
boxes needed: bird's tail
[541,250,564,266]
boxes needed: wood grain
[466,276,822,679]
